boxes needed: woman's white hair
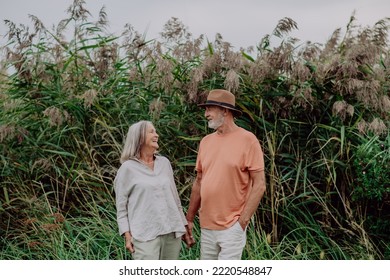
[120,120,153,163]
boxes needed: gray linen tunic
[114,155,187,242]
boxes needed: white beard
[208,114,225,130]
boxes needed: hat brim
[198,101,242,117]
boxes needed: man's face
[204,106,225,130]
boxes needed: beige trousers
[200,221,247,260]
[132,232,182,260]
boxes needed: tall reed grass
[1,0,389,259]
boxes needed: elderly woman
[114,120,188,260]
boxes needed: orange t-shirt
[196,127,264,230]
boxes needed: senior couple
[114,89,266,260]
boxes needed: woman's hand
[124,231,135,253]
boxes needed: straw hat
[198,89,242,117]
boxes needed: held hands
[182,223,196,248]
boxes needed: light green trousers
[132,232,182,260]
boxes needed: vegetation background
[0,0,389,260]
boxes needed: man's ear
[223,108,228,116]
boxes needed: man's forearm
[239,170,266,227]
[186,174,202,222]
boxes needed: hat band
[203,100,237,110]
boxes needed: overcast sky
[0,0,389,49]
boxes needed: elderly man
[185,89,266,260]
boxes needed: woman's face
[143,123,159,151]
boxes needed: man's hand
[182,223,195,248]
[238,217,248,231]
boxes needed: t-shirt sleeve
[246,138,265,172]
[195,141,203,172]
